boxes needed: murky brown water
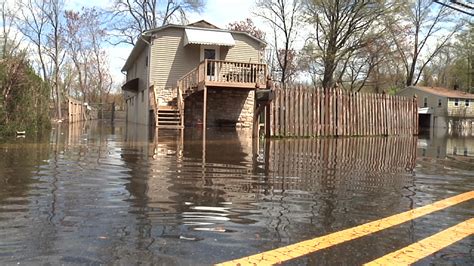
[0,122,472,265]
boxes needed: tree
[420,22,474,92]
[108,0,205,45]
[17,0,66,119]
[1,1,23,58]
[65,8,113,104]
[303,0,397,89]
[387,0,462,86]
[227,18,265,40]
[256,0,301,85]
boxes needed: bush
[0,56,50,136]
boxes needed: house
[397,86,474,130]
[121,20,268,131]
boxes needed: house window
[438,99,442,107]
[423,97,427,107]
[465,99,469,107]
[145,56,148,67]
[454,98,459,106]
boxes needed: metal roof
[184,28,235,46]
[411,86,474,99]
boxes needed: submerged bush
[0,56,50,136]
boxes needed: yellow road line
[365,218,474,265]
[216,191,474,266]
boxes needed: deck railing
[178,59,267,94]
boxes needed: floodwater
[0,121,472,265]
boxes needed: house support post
[265,104,271,138]
[253,103,265,138]
[202,86,207,182]
[203,86,207,133]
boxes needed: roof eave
[121,35,151,72]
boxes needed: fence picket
[267,85,418,137]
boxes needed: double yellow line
[217,191,474,266]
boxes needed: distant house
[398,86,474,129]
[121,20,267,129]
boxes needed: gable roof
[121,20,266,72]
[187,20,220,29]
[403,86,474,99]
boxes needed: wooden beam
[203,85,207,131]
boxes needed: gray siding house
[398,86,474,130]
[121,20,267,129]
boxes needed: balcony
[177,59,267,95]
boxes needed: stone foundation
[184,88,255,128]
[157,87,176,106]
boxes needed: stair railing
[177,81,185,128]
[150,84,159,126]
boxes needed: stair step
[157,125,184,129]
[158,106,178,111]
[158,122,180,125]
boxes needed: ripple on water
[0,124,473,264]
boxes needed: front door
[200,45,219,79]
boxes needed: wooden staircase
[150,85,185,129]
[156,106,182,128]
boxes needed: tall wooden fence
[270,86,418,137]
[266,136,417,193]
[68,98,86,123]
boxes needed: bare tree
[17,0,50,83]
[108,0,205,45]
[256,0,301,85]
[65,8,114,105]
[303,0,396,89]
[387,0,462,86]
[17,0,66,119]
[227,18,266,40]
[45,0,66,119]
[1,1,23,58]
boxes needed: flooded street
[0,122,473,265]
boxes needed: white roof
[418,107,433,114]
[184,28,235,46]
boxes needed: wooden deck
[178,59,267,95]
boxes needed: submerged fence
[266,136,417,192]
[270,86,418,137]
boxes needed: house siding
[398,88,447,116]
[150,27,201,89]
[150,27,200,105]
[221,33,262,63]
[125,47,149,125]
[447,98,474,117]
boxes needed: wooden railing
[177,82,185,127]
[178,59,267,94]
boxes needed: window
[465,99,469,107]
[145,56,148,67]
[423,97,427,107]
[438,99,442,107]
[454,98,459,106]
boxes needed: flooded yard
[0,121,473,265]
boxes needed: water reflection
[0,121,472,265]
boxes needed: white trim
[184,28,235,46]
[200,45,220,61]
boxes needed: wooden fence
[270,86,418,137]
[68,98,86,123]
[266,136,417,193]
